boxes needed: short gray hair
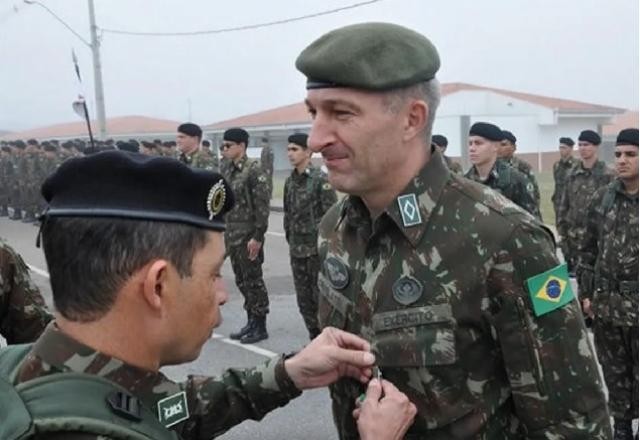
[383,79,441,142]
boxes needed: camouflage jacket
[557,160,615,239]
[9,324,302,439]
[222,155,271,247]
[442,155,463,175]
[317,150,610,439]
[465,159,541,218]
[503,155,540,204]
[179,149,218,171]
[283,165,337,257]
[0,239,52,344]
[578,180,638,325]
[260,144,274,178]
[551,156,578,205]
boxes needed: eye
[306,107,317,119]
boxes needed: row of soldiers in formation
[0,21,638,439]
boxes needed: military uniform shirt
[317,150,609,439]
[551,156,578,207]
[13,324,302,439]
[179,149,218,171]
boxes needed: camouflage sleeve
[248,163,271,243]
[489,217,610,438]
[575,188,606,300]
[283,178,290,242]
[0,243,53,343]
[317,174,338,219]
[556,183,570,238]
[514,175,541,219]
[180,355,302,438]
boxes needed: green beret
[296,22,440,91]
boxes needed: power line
[22,0,90,46]
[99,0,384,37]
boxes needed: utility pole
[88,0,107,139]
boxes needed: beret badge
[207,179,226,220]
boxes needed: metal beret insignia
[258,175,267,183]
[206,179,226,220]
[322,182,332,190]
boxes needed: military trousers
[228,244,269,317]
[593,320,638,420]
[290,254,321,338]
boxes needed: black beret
[616,128,639,146]
[223,127,249,145]
[1,146,11,153]
[578,130,601,145]
[42,151,234,231]
[288,133,308,148]
[431,134,448,148]
[501,130,517,144]
[117,142,139,153]
[202,140,211,147]
[296,22,440,91]
[43,144,57,152]
[559,137,575,147]
[14,140,26,149]
[178,123,203,139]
[469,122,503,142]
[27,138,38,146]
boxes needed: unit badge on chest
[392,275,423,305]
[324,256,350,290]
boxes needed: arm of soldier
[555,184,570,238]
[516,177,541,220]
[0,244,53,343]
[489,217,611,439]
[248,164,271,244]
[283,178,290,242]
[575,189,605,303]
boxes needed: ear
[402,100,428,143]
[141,260,171,313]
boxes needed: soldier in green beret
[297,21,610,439]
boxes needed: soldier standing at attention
[0,150,416,439]
[0,145,11,216]
[176,123,216,171]
[465,122,541,218]
[260,136,274,198]
[431,134,462,174]
[552,137,578,229]
[297,22,610,438]
[0,238,52,344]
[557,129,614,275]
[220,128,271,344]
[283,133,337,339]
[499,130,541,208]
[578,128,638,440]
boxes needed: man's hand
[582,298,594,318]
[353,379,417,440]
[284,327,375,390]
[247,238,262,261]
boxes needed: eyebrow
[305,98,361,112]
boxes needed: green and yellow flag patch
[526,263,575,317]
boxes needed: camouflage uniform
[551,155,579,227]
[8,324,302,438]
[179,149,218,171]
[0,238,52,344]
[222,155,271,318]
[0,147,11,215]
[578,179,638,425]
[260,143,274,198]
[317,150,610,439]
[503,155,541,206]
[10,149,26,219]
[557,160,614,272]
[23,148,43,220]
[442,155,463,175]
[465,158,541,218]
[283,164,337,338]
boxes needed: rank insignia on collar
[206,179,226,220]
[397,194,422,227]
[392,275,423,305]
[323,256,350,290]
[157,391,189,428]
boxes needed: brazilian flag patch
[526,263,575,317]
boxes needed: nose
[307,114,334,154]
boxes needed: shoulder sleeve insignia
[526,263,575,317]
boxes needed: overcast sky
[0,0,638,131]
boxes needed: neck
[361,143,429,217]
[622,177,639,194]
[233,153,246,165]
[581,156,598,169]
[182,144,198,155]
[295,158,311,174]
[56,312,160,372]
[475,158,496,180]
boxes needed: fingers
[341,364,373,383]
[380,379,401,396]
[365,378,382,401]
[324,327,372,352]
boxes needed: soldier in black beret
[431,134,462,174]
[498,129,541,209]
[220,127,272,344]
[552,137,579,230]
[177,123,216,171]
[297,22,609,439]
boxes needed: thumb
[365,378,382,402]
[330,347,375,368]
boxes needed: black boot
[613,419,634,440]
[229,314,253,340]
[240,316,268,344]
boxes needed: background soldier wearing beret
[557,129,614,275]
[0,150,411,439]
[0,145,11,216]
[297,21,610,438]
[283,133,337,339]
[260,136,274,199]
[9,140,26,220]
[498,129,541,207]
[465,122,541,218]
[0,238,52,344]
[431,134,462,174]
[220,127,272,344]
[176,122,218,171]
[552,136,579,231]
[578,128,639,440]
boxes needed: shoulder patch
[526,263,575,317]
[322,182,332,190]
